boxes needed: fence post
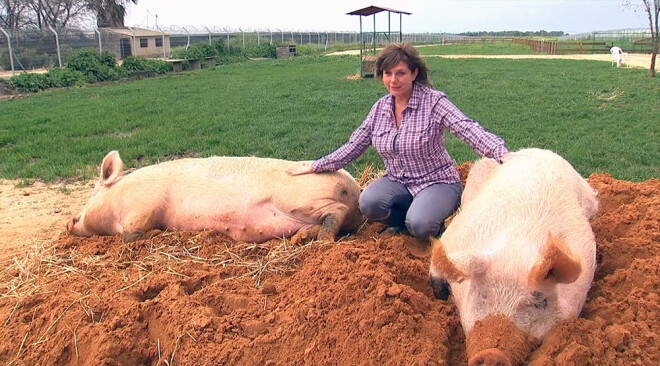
[183,26,190,50]
[48,26,63,67]
[0,27,14,74]
[95,28,102,55]
[204,26,212,45]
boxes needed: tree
[626,0,660,77]
[28,0,89,28]
[0,0,30,28]
[86,0,136,28]
[641,0,659,77]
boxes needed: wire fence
[3,25,654,73]
[558,28,652,41]
[0,24,486,73]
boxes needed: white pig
[67,151,363,243]
[429,148,598,366]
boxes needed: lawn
[1,52,658,182]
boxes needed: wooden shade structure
[347,5,411,77]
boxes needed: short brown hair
[375,43,431,86]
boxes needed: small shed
[276,45,297,58]
[100,27,171,60]
[347,5,411,77]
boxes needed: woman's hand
[500,152,515,163]
[286,161,315,176]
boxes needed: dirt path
[0,179,92,261]
[329,49,658,70]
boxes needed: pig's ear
[99,151,124,187]
[430,238,468,283]
[528,233,582,289]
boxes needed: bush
[66,48,121,82]
[211,38,228,56]
[121,56,172,74]
[247,43,276,58]
[45,68,86,88]
[99,50,117,68]
[10,72,49,92]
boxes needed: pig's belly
[161,202,311,243]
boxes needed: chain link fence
[1,24,500,73]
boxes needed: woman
[288,43,509,240]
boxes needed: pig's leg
[120,211,160,242]
[290,205,351,244]
[290,225,321,245]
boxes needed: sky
[125,0,650,35]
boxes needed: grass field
[1,47,659,182]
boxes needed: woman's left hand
[500,152,515,163]
[286,161,315,176]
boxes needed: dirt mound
[1,172,658,365]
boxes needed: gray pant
[358,177,463,240]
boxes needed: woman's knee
[406,215,443,240]
[358,191,388,220]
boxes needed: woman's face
[382,61,418,99]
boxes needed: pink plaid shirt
[312,83,508,195]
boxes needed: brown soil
[0,165,658,365]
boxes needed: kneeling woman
[288,43,510,240]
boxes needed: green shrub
[45,67,86,88]
[99,50,117,68]
[66,48,121,82]
[121,56,172,74]
[247,43,276,58]
[10,72,49,92]
[211,38,228,56]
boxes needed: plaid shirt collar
[384,82,424,113]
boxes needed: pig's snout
[468,348,512,366]
[429,274,450,300]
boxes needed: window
[155,37,163,47]
[139,38,148,48]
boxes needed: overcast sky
[125,0,649,35]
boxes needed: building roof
[346,5,411,16]
[101,27,169,37]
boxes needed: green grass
[418,42,538,55]
[1,53,658,182]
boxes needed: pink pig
[67,151,363,243]
[429,148,598,366]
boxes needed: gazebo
[347,5,411,77]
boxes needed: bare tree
[0,0,30,28]
[641,0,659,77]
[27,0,88,28]
[627,0,660,76]
[86,0,136,28]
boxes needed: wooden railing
[513,38,611,55]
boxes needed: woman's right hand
[286,161,315,176]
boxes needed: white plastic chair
[610,46,628,68]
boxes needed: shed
[100,27,171,60]
[276,45,297,58]
[347,5,411,77]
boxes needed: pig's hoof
[291,226,322,245]
[430,275,450,300]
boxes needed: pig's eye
[531,291,548,309]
